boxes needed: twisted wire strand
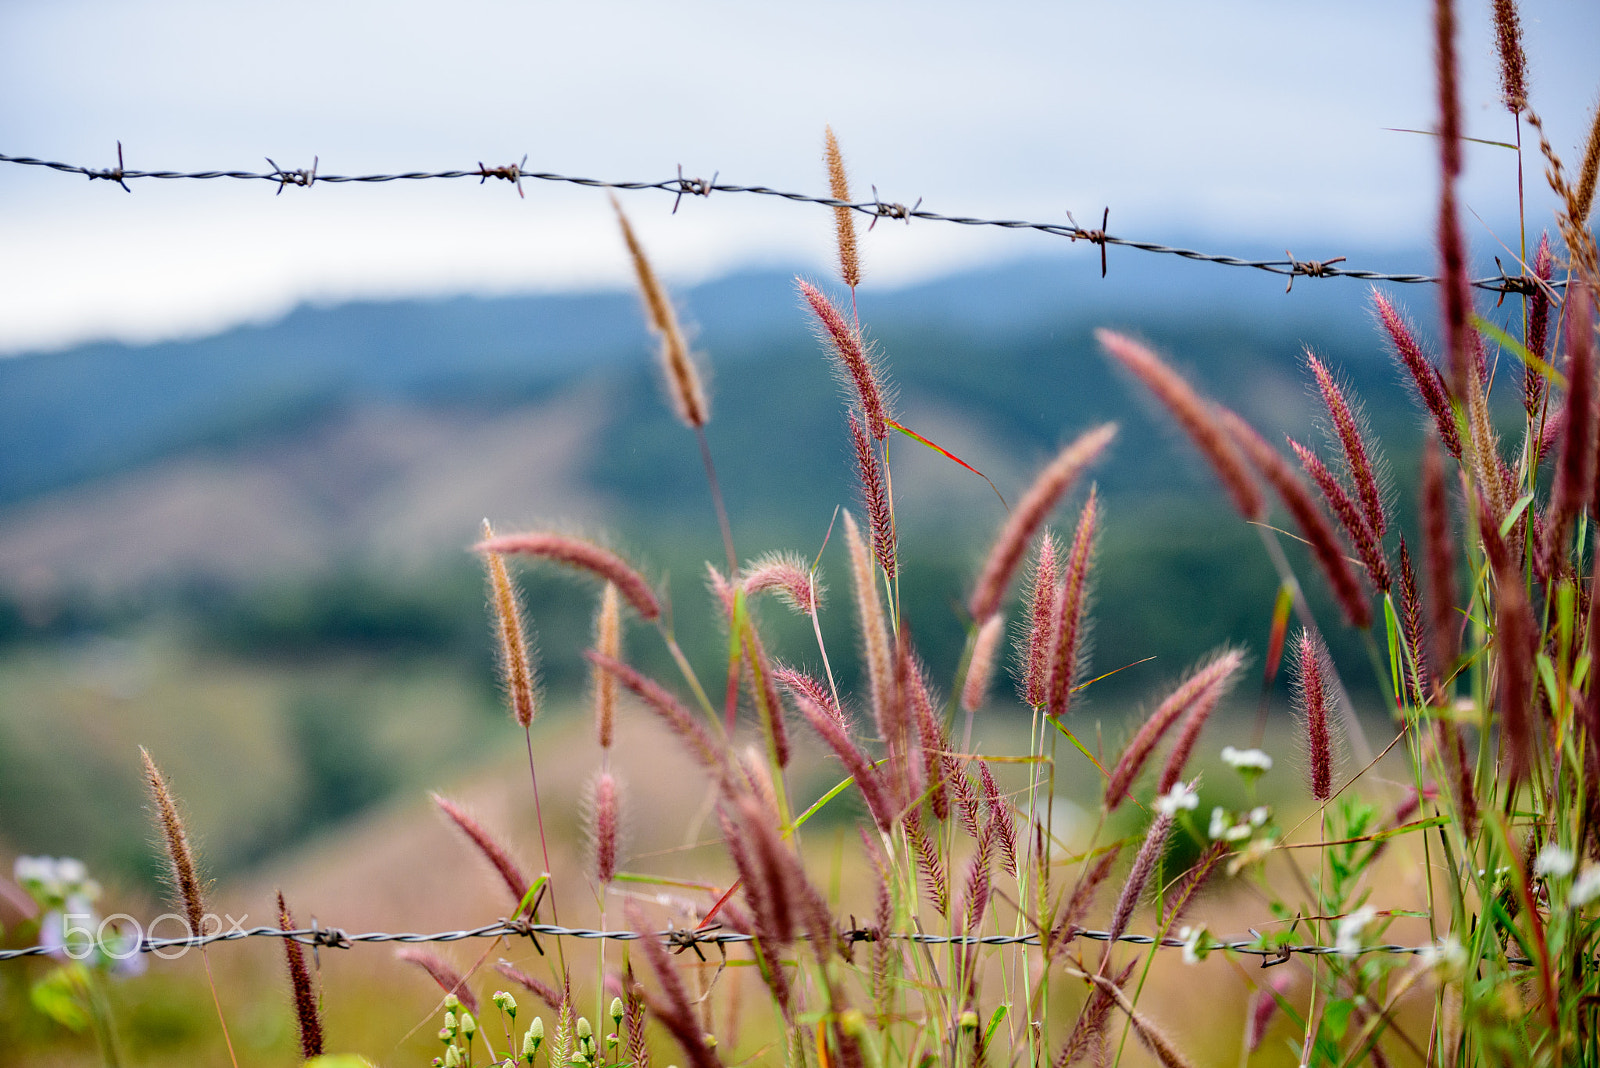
[0,919,1511,965]
[0,151,1564,295]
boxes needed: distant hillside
[0,246,1441,508]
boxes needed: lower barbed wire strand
[0,920,1525,965]
[0,152,1562,295]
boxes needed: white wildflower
[1179,924,1210,964]
[1156,782,1200,817]
[1209,807,1231,841]
[1570,866,1600,907]
[1534,844,1576,880]
[1417,935,1466,974]
[1335,905,1377,957]
[1249,806,1270,827]
[1221,746,1273,772]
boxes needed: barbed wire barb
[1,148,1569,294]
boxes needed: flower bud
[460,1012,476,1038]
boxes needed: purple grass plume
[1046,486,1098,718]
[799,278,890,440]
[969,423,1116,624]
[1292,630,1335,802]
[276,892,324,1061]
[1221,408,1373,629]
[478,532,660,623]
[1098,329,1263,520]
[396,948,479,1016]
[1104,650,1244,810]
[432,793,532,913]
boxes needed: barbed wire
[0,917,1506,966]
[0,148,1568,297]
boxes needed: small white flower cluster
[13,856,99,908]
[1534,844,1575,879]
[1178,923,1211,964]
[1221,746,1273,773]
[1335,905,1378,957]
[1531,844,1600,909]
[13,855,142,976]
[1417,935,1467,975]
[1209,805,1272,843]
[1156,782,1200,817]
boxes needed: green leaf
[1475,315,1565,390]
[514,872,550,919]
[1322,998,1354,1041]
[30,965,90,1032]
[983,1004,1009,1052]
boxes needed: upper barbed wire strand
[0,151,1567,294]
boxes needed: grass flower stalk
[969,423,1116,624]
[824,126,861,290]
[1097,329,1262,519]
[478,532,660,623]
[276,891,324,1061]
[1045,486,1099,719]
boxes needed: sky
[1,0,1596,354]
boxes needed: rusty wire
[0,148,1568,295]
[0,917,1509,966]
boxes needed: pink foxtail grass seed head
[1045,485,1099,718]
[903,642,950,820]
[477,531,661,623]
[1155,649,1243,795]
[612,194,709,429]
[1435,0,1475,400]
[276,891,324,1061]
[1374,291,1462,459]
[1477,500,1537,784]
[1097,329,1264,520]
[482,519,540,729]
[798,278,890,440]
[1491,0,1528,115]
[495,961,565,1013]
[978,760,1018,877]
[1526,233,1556,417]
[1220,408,1373,629]
[968,422,1116,624]
[843,509,895,743]
[824,126,861,289]
[396,947,479,1016]
[1541,281,1596,576]
[775,664,846,728]
[1018,530,1059,708]
[594,581,621,749]
[1291,630,1335,802]
[585,650,723,773]
[588,772,620,884]
[741,551,823,617]
[432,792,533,914]
[1106,802,1177,952]
[1104,649,1244,810]
[1305,351,1387,539]
[625,900,726,1068]
[1421,434,1459,685]
[139,746,206,939]
[960,612,1005,713]
[1289,438,1391,595]
[787,682,893,833]
[848,408,897,579]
